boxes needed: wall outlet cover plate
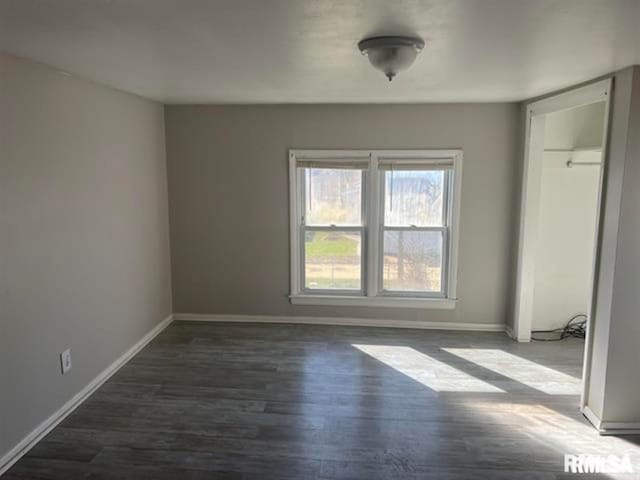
[60,349,72,374]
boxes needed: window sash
[382,169,450,228]
[301,168,366,227]
[378,168,450,297]
[301,225,366,295]
[299,167,366,295]
[378,226,447,298]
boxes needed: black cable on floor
[531,314,587,342]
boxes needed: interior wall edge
[0,52,173,463]
[0,51,158,104]
[583,67,634,420]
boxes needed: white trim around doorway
[512,79,612,415]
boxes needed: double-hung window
[289,150,462,308]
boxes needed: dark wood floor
[5,321,640,479]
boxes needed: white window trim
[289,149,463,309]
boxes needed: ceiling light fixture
[358,35,425,81]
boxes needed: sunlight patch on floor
[466,401,640,475]
[442,348,582,395]
[352,344,504,393]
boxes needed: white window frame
[289,149,462,309]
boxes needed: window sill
[289,294,457,309]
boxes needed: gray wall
[165,104,520,325]
[0,53,172,458]
[586,66,640,426]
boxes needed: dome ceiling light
[358,35,425,81]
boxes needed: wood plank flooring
[5,321,640,479]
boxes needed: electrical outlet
[60,349,72,374]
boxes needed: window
[289,150,462,308]
[303,167,364,292]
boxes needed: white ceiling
[1,0,639,104]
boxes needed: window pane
[384,170,445,226]
[305,168,362,225]
[305,230,361,290]
[382,230,443,292]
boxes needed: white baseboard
[173,313,506,332]
[599,425,640,435]
[0,314,174,476]
[582,405,603,431]
[582,405,640,435]
[504,324,515,339]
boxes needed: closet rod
[544,147,601,152]
[566,160,601,168]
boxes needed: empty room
[2,1,640,478]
